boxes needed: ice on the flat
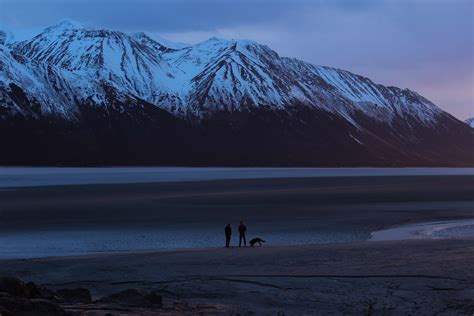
[371,219,474,241]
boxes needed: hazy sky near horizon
[1,0,473,119]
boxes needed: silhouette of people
[225,224,232,248]
[238,221,247,247]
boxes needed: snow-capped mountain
[3,20,442,120]
[465,117,474,128]
[0,21,472,166]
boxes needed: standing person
[238,221,247,247]
[225,224,232,248]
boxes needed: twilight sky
[1,0,473,120]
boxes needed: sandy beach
[1,239,474,314]
[0,172,473,314]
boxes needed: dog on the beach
[249,238,266,247]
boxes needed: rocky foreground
[1,238,474,315]
[0,277,164,315]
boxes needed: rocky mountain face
[0,20,472,166]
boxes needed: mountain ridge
[0,21,472,166]
[3,21,444,121]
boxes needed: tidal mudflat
[0,174,473,258]
[0,172,473,314]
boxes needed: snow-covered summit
[45,18,84,30]
[1,20,445,123]
[0,20,472,167]
[149,34,190,50]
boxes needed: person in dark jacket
[225,224,232,248]
[238,221,247,247]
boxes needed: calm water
[0,167,473,188]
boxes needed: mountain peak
[207,36,224,42]
[1,20,472,166]
[130,32,189,50]
[199,37,257,46]
[47,19,83,31]
[193,37,262,53]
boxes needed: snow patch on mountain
[1,20,445,125]
[149,34,190,50]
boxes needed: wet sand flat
[0,175,473,258]
[0,239,473,314]
[0,175,473,313]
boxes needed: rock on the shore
[0,292,70,316]
[0,277,71,316]
[0,276,165,314]
[26,281,58,300]
[0,276,27,297]
[56,288,92,304]
[97,288,163,307]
